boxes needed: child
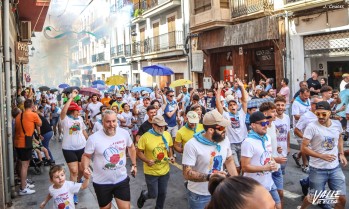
[40,165,91,209]
[33,138,52,166]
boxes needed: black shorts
[340,117,347,129]
[62,148,84,163]
[16,148,32,161]
[93,177,131,207]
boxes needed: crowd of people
[12,70,349,209]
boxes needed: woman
[120,103,135,135]
[50,103,61,138]
[190,104,204,123]
[60,89,88,204]
[206,176,276,209]
[320,77,327,87]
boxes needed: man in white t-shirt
[340,73,349,92]
[85,94,103,124]
[293,96,322,173]
[260,101,288,208]
[299,101,347,209]
[82,110,137,209]
[216,79,248,173]
[292,88,311,128]
[241,111,282,209]
[182,109,238,209]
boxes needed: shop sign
[15,42,29,64]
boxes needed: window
[220,0,229,8]
[194,0,211,14]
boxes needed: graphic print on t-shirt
[257,151,271,176]
[103,141,126,170]
[230,116,240,129]
[275,124,287,142]
[322,136,335,150]
[69,122,81,135]
[208,151,223,173]
[54,192,70,209]
[152,143,169,164]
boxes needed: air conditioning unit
[20,21,31,42]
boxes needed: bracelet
[206,174,211,181]
[131,164,137,167]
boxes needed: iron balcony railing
[128,31,183,56]
[117,44,125,56]
[125,44,131,57]
[92,52,105,62]
[231,0,274,18]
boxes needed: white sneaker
[19,188,35,195]
[59,134,63,140]
[26,184,35,189]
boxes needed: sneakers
[73,194,78,205]
[301,165,309,173]
[59,134,63,142]
[292,153,301,167]
[26,183,35,189]
[26,179,35,184]
[19,187,35,195]
[137,190,147,208]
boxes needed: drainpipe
[3,0,15,201]
[181,0,191,81]
[285,11,292,94]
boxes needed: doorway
[327,61,349,89]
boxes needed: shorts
[16,148,32,161]
[167,125,178,138]
[308,166,346,198]
[340,117,347,129]
[269,185,281,204]
[272,168,284,190]
[93,176,131,207]
[50,117,59,126]
[62,148,84,163]
[230,142,242,167]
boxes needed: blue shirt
[265,84,272,92]
[337,89,349,117]
[164,101,177,127]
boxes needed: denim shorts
[230,142,242,167]
[272,168,284,190]
[187,189,211,209]
[308,165,346,197]
[269,184,281,204]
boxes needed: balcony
[126,31,183,57]
[231,0,274,20]
[190,1,232,33]
[132,0,181,21]
[79,58,87,65]
[117,44,125,56]
[283,0,344,12]
[111,46,117,57]
[92,52,105,62]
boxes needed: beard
[212,130,225,143]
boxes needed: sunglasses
[155,124,165,128]
[168,95,174,97]
[214,126,226,131]
[315,111,330,118]
[255,121,269,127]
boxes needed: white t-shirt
[182,137,232,196]
[274,114,290,157]
[291,99,311,127]
[92,120,103,133]
[223,109,247,143]
[340,80,348,92]
[121,111,133,134]
[87,102,103,120]
[85,128,133,184]
[303,120,342,169]
[241,135,274,191]
[267,122,278,157]
[295,111,317,133]
[49,181,81,209]
[60,116,86,150]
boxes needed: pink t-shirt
[279,86,290,104]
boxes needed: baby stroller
[29,149,54,175]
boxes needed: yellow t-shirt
[111,101,124,112]
[175,123,204,147]
[138,131,173,176]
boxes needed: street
[10,136,349,209]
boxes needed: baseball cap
[226,95,237,103]
[115,93,122,98]
[203,109,230,127]
[68,102,82,111]
[316,101,331,111]
[187,111,199,124]
[250,111,266,124]
[255,85,263,91]
[151,115,168,126]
